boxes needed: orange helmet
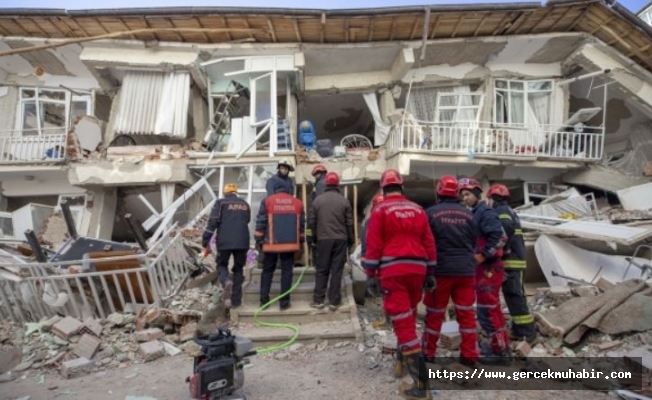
[487,184,510,198]
[436,176,459,198]
[380,169,404,189]
[372,194,384,208]
[224,183,238,194]
[325,172,340,187]
[311,164,327,177]
[459,177,482,193]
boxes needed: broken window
[56,194,87,233]
[0,211,13,238]
[435,92,484,126]
[641,8,652,26]
[524,182,550,205]
[17,88,92,136]
[494,79,552,128]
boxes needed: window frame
[16,87,92,136]
[435,92,485,126]
[493,79,553,128]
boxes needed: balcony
[385,121,605,162]
[0,128,67,165]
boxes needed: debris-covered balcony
[0,128,67,164]
[386,120,605,161]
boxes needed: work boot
[479,344,512,366]
[398,350,431,399]
[394,348,407,378]
[310,302,325,309]
[222,280,233,308]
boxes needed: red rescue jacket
[363,194,437,279]
[254,193,305,253]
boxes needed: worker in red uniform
[364,169,436,399]
[360,194,384,297]
[459,178,510,365]
[487,183,537,343]
[423,176,480,367]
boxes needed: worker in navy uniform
[486,183,537,343]
[255,180,306,310]
[265,159,295,196]
[202,183,251,309]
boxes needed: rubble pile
[0,305,213,382]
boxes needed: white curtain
[115,71,190,138]
[363,92,391,146]
[527,92,551,147]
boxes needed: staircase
[230,265,363,347]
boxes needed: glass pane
[40,90,66,102]
[495,93,506,123]
[495,80,507,89]
[509,81,524,91]
[528,81,552,91]
[439,110,456,123]
[40,102,66,132]
[439,94,457,107]
[21,89,35,99]
[223,166,250,193]
[22,101,39,135]
[0,214,13,238]
[253,75,272,123]
[510,92,525,124]
[251,164,276,190]
[71,99,90,122]
[527,183,548,196]
[249,191,267,243]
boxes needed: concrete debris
[515,341,531,357]
[73,334,102,359]
[60,357,94,379]
[162,341,181,357]
[51,317,83,340]
[12,360,33,372]
[134,328,165,343]
[616,183,652,212]
[138,340,166,362]
[0,346,22,374]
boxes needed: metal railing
[0,128,67,164]
[386,120,605,162]
[0,226,193,322]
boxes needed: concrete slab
[617,182,652,211]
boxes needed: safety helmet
[325,172,340,187]
[224,183,238,194]
[380,169,404,189]
[311,164,327,177]
[459,177,482,193]
[436,176,459,198]
[277,159,295,172]
[487,184,510,199]
[372,194,384,208]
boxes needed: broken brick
[0,347,21,374]
[180,323,198,343]
[106,313,125,327]
[139,340,166,362]
[597,341,622,351]
[135,328,165,343]
[40,315,63,332]
[93,346,114,361]
[571,286,599,297]
[52,316,82,340]
[145,309,166,327]
[80,318,103,338]
[60,357,94,379]
[441,332,461,350]
[515,341,531,357]
[73,334,101,359]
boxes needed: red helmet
[459,177,482,193]
[325,171,340,187]
[372,194,384,208]
[487,184,510,198]
[437,175,459,198]
[380,169,404,189]
[311,164,327,177]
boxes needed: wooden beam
[11,18,34,36]
[492,12,513,35]
[368,17,375,42]
[141,17,159,42]
[451,15,464,38]
[27,17,50,37]
[628,43,651,58]
[293,19,302,42]
[242,17,255,40]
[44,18,68,37]
[473,13,490,37]
[0,23,13,37]
[62,17,93,37]
[389,16,397,41]
[420,8,431,61]
[267,18,277,43]
[566,7,591,32]
[589,16,613,35]
[164,18,185,42]
[321,12,326,43]
[528,7,555,34]
[345,19,350,43]
[221,17,233,42]
[194,17,211,43]
[116,18,137,40]
[505,11,532,35]
[409,15,421,40]
[93,18,111,35]
[429,14,439,39]
[548,8,571,31]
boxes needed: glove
[474,253,486,264]
[423,275,436,292]
[366,276,381,297]
[255,240,264,252]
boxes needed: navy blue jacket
[202,194,251,250]
[254,192,305,253]
[266,172,294,196]
[493,202,527,269]
[310,175,327,203]
[471,201,507,260]
[426,198,477,276]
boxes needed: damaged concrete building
[0,1,652,320]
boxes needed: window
[17,88,92,136]
[494,80,553,128]
[436,92,484,126]
[641,9,652,26]
[524,182,550,205]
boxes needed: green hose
[253,265,310,355]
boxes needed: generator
[187,328,256,400]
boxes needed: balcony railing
[0,128,67,164]
[386,120,605,162]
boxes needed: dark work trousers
[313,239,348,306]
[216,249,247,307]
[502,268,537,340]
[260,252,295,308]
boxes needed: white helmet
[278,159,295,172]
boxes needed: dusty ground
[2,345,612,400]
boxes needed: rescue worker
[265,159,295,196]
[487,183,537,343]
[364,169,437,399]
[310,164,328,202]
[202,183,251,309]
[360,194,384,297]
[423,176,480,367]
[308,172,353,311]
[459,178,510,365]
[255,180,305,311]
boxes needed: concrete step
[232,299,355,324]
[231,319,360,348]
[242,280,350,303]
[248,266,317,284]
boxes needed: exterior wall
[0,86,17,133]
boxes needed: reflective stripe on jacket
[494,202,527,269]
